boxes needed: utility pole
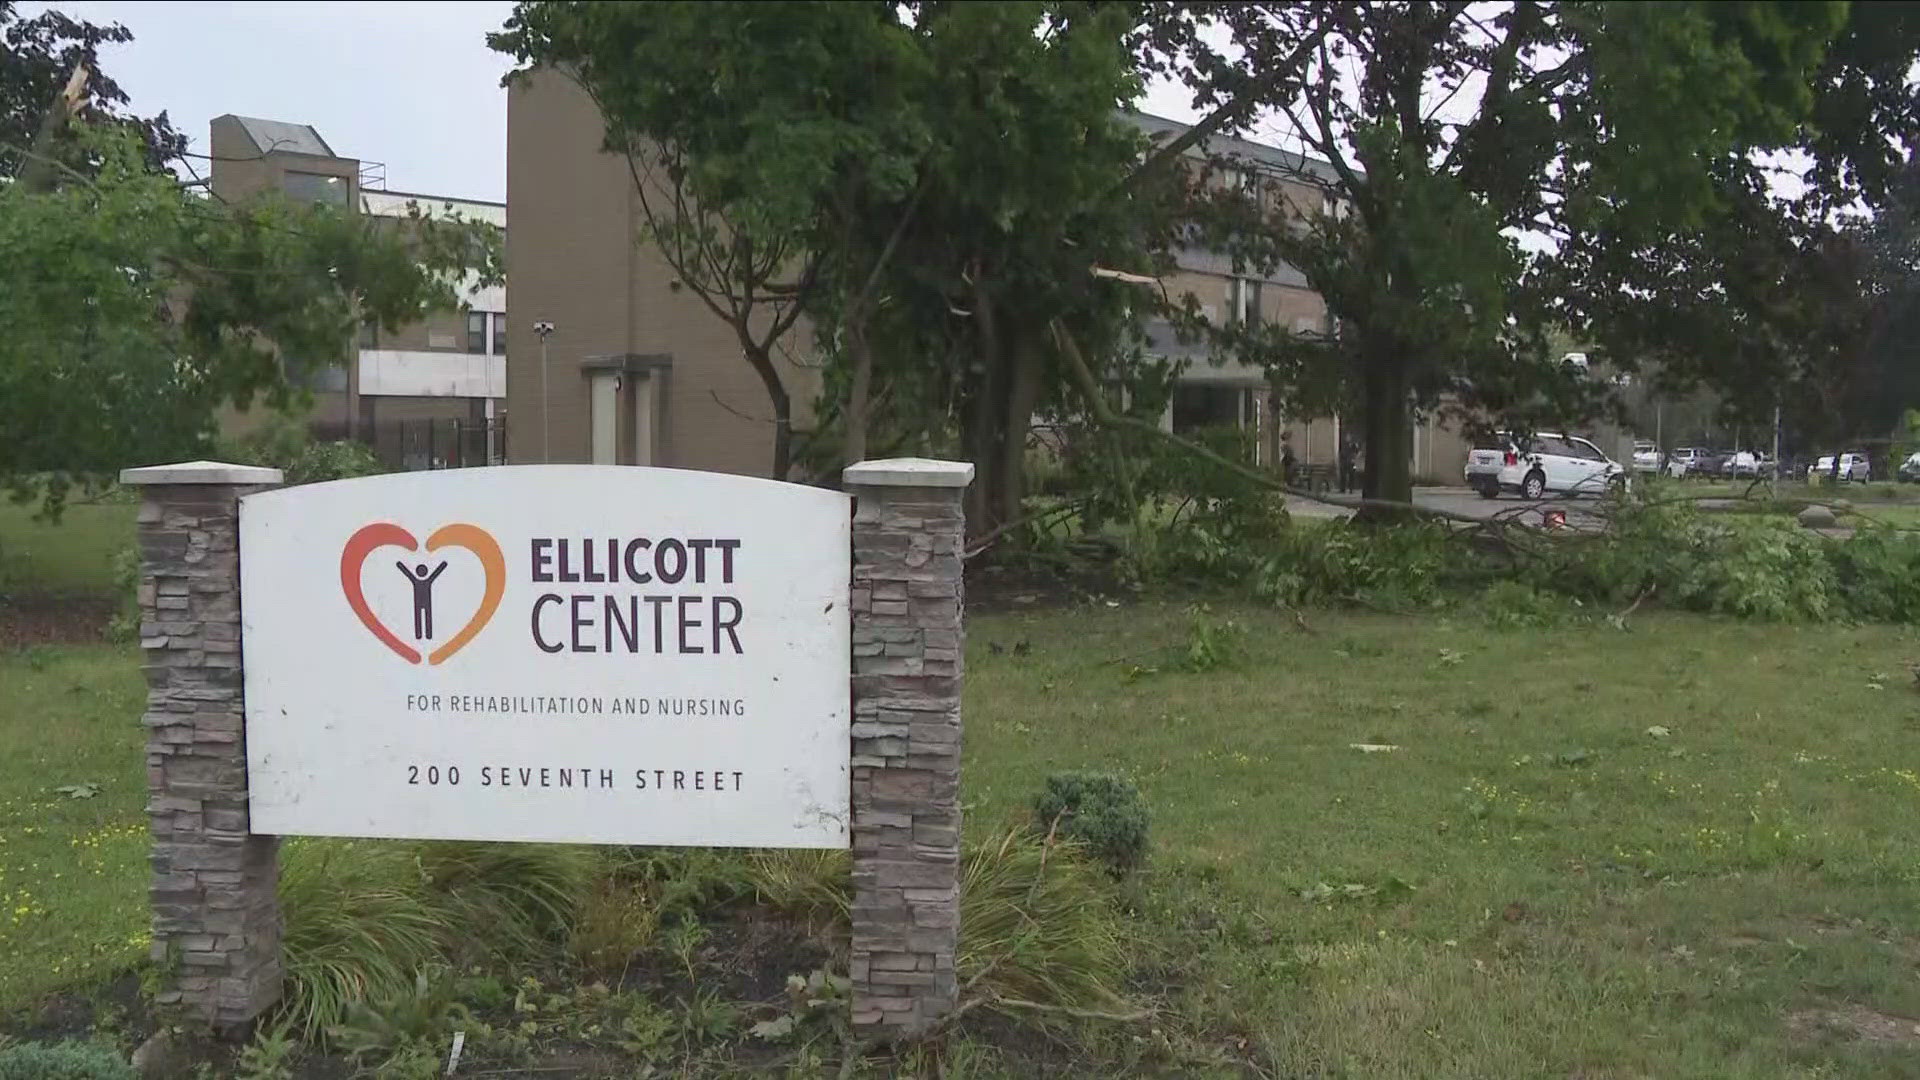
[533,321,556,463]
[1772,403,1783,493]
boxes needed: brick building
[210,115,506,467]
[502,76,1480,483]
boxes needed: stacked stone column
[843,458,973,1039]
[122,462,285,1032]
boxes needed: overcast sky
[27,2,1209,204]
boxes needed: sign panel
[240,466,850,847]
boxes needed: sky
[28,1,1209,205]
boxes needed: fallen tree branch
[963,499,1089,560]
[983,994,1153,1023]
[1047,320,1499,529]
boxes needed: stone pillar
[844,458,973,1040]
[122,461,285,1033]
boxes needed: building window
[466,311,487,354]
[293,361,348,393]
[1230,278,1263,328]
[283,171,348,207]
[491,312,507,356]
[1172,384,1247,434]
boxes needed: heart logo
[339,522,505,665]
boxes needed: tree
[2,9,500,515]
[496,2,1200,529]
[1,1,183,175]
[491,1,933,480]
[1169,1,1878,509]
[1558,5,1920,470]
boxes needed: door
[589,372,618,465]
[1533,436,1582,493]
[1564,436,1612,493]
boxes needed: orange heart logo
[339,522,505,665]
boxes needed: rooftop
[1127,111,1342,184]
[221,114,334,158]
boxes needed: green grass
[966,603,1920,1078]
[5,602,1920,1077]
[1676,478,1918,504]
[0,500,135,595]
[0,644,147,1006]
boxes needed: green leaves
[0,123,498,515]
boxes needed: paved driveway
[1285,485,1604,525]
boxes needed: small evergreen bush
[1032,772,1150,876]
[0,1041,136,1080]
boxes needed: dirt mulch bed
[0,590,118,649]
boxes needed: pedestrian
[1280,433,1297,486]
[1338,437,1357,493]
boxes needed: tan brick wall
[506,71,819,478]
[372,308,476,353]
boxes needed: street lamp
[532,320,555,463]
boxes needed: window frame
[465,311,488,354]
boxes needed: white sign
[239,466,850,848]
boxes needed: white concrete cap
[119,460,284,486]
[842,457,976,488]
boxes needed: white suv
[1809,453,1871,483]
[1466,432,1626,500]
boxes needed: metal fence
[311,418,507,472]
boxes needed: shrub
[1477,580,1573,628]
[961,825,1130,1013]
[279,841,451,1040]
[1032,772,1150,876]
[219,417,385,486]
[106,544,140,642]
[0,1042,135,1080]
[745,849,853,931]
[278,839,592,1039]
[1253,519,1457,610]
[569,878,660,974]
[1824,525,1920,622]
[1534,499,1845,621]
[413,841,593,958]
[281,440,385,485]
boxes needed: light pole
[533,320,555,463]
[1772,402,1783,493]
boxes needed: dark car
[1697,450,1734,478]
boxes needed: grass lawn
[966,603,1920,1078]
[0,644,147,1007]
[0,499,136,595]
[4,600,1919,1077]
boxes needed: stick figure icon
[396,560,449,640]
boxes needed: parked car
[1465,432,1627,500]
[1898,451,1920,483]
[1725,450,1760,479]
[1663,447,1703,478]
[1631,441,1661,474]
[1808,452,1872,483]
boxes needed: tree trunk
[963,278,1006,535]
[844,322,873,468]
[995,334,1045,529]
[742,344,792,480]
[1359,347,1413,515]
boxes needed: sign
[239,466,850,848]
